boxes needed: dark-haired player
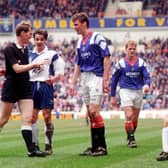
[70,12,111,156]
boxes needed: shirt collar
[32,46,48,55]
[15,41,26,49]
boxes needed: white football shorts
[119,88,143,109]
[79,72,103,105]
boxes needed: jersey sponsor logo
[32,67,43,74]
[125,71,140,78]
[81,51,91,59]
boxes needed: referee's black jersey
[4,43,30,80]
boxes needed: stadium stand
[0,0,168,18]
[0,0,108,18]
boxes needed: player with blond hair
[111,40,151,148]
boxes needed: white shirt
[29,46,65,81]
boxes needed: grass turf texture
[0,119,167,168]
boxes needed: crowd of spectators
[1,0,168,19]
[0,36,167,112]
[152,0,168,16]
[0,0,108,18]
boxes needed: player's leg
[157,118,168,161]
[31,81,41,150]
[119,89,137,148]
[31,109,40,150]
[133,90,143,133]
[0,101,13,130]
[78,74,93,155]
[39,82,54,155]
[123,106,137,148]
[88,103,107,156]
[88,75,107,156]
[42,109,54,155]
[132,108,140,134]
[19,99,45,157]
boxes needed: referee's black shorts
[1,79,32,103]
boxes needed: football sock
[98,127,107,149]
[32,122,39,146]
[162,127,168,152]
[91,114,106,150]
[125,121,135,141]
[91,114,104,128]
[91,128,99,150]
[21,125,34,153]
[133,120,138,132]
[45,123,54,146]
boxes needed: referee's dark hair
[15,21,32,36]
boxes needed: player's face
[22,27,32,44]
[34,34,46,51]
[126,44,136,58]
[73,20,85,35]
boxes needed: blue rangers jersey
[111,57,151,96]
[29,46,65,81]
[75,32,110,77]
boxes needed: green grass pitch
[0,118,167,168]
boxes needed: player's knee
[43,111,51,124]
[88,106,99,119]
[23,115,32,125]
[124,112,134,121]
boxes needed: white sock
[162,127,168,152]
[32,123,39,145]
[44,125,49,144]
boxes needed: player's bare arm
[12,59,48,73]
[103,56,111,93]
[46,74,63,85]
[69,64,80,96]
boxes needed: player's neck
[82,30,92,39]
[16,37,25,48]
[127,55,136,61]
[36,46,45,53]
[125,55,138,66]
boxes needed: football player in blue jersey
[29,29,65,155]
[110,40,151,148]
[70,12,111,156]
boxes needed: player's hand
[143,84,150,94]
[111,96,117,107]
[103,79,109,93]
[69,83,75,96]
[0,68,6,76]
[45,76,53,85]
[33,59,49,68]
